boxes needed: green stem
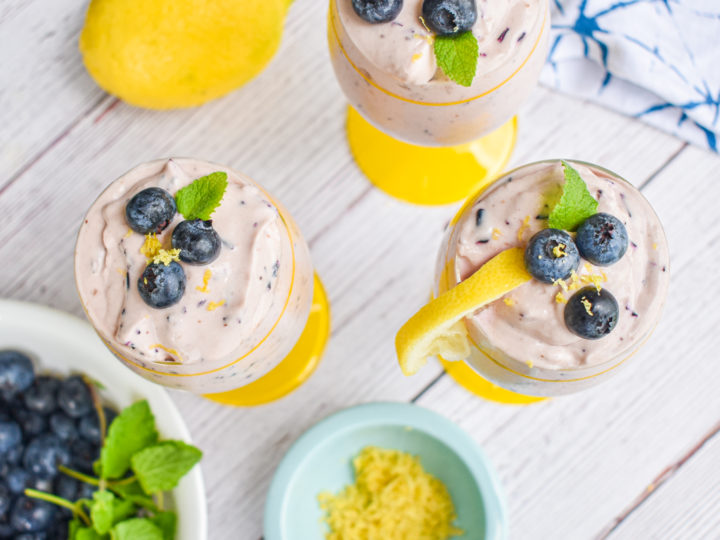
[58,465,100,486]
[83,375,107,447]
[155,491,164,511]
[25,489,91,526]
[111,475,137,486]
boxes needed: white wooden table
[2,1,719,539]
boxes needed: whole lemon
[79,0,288,109]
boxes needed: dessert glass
[327,0,550,204]
[433,160,670,402]
[75,158,330,406]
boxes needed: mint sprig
[25,399,202,540]
[434,32,479,87]
[547,161,599,231]
[175,171,228,221]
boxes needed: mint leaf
[151,512,178,540]
[90,490,115,534]
[111,481,158,511]
[75,527,104,540]
[100,400,158,479]
[131,441,202,494]
[112,518,163,540]
[434,32,479,87]
[548,161,599,231]
[112,498,138,525]
[175,172,228,221]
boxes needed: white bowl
[0,300,207,540]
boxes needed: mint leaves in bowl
[26,399,202,539]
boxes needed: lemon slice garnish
[396,247,531,376]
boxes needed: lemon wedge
[396,247,531,376]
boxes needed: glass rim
[74,157,304,379]
[440,158,670,376]
[328,0,550,107]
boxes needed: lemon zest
[140,233,162,259]
[503,297,515,307]
[196,269,212,293]
[124,228,133,239]
[151,248,181,266]
[552,243,568,258]
[318,447,463,540]
[553,278,569,293]
[492,228,502,240]
[517,215,531,242]
[652,242,658,250]
[581,297,594,316]
[412,53,423,63]
[569,270,582,291]
[150,344,183,364]
[555,292,568,304]
[207,300,225,311]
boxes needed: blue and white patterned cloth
[541,0,720,152]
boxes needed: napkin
[541,0,720,152]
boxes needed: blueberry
[75,482,97,501]
[0,521,13,538]
[565,287,619,339]
[103,407,117,430]
[57,377,92,419]
[23,377,59,415]
[26,476,52,492]
[78,413,101,444]
[0,421,20,454]
[575,212,628,266]
[524,229,580,283]
[69,439,99,475]
[23,435,70,478]
[16,534,48,540]
[48,414,76,442]
[0,484,10,518]
[125,187,176,234]
[172,219,221,265]
[0,351,35,398]
[138,262,186,309]
[12,409,47,438]
[53,476,78,502]
[422,0,477,35]
[10,496,55,532]
[5,443,23,466]
[6,468,29,494]
[351,0,403,24]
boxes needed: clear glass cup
[433,160,670,397]
[327,0,550,147]
[75,158,329,403]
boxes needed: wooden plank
[415,144,720,539]
[606,424,720,539]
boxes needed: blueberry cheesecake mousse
[329,0,549,145]
[435,160,669,395]
[75,159,314,393]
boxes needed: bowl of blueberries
[0,299,207,539]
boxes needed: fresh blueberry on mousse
[575,212,629,266]
[565,286,619,339]
[422,0,477,36]
[524,229,580,283]
[125,187,177,234]
[352,0,403,24]
[172,219,222,265]
[138,261,186,308]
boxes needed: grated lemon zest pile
[318,447,463,540]
[140,233,163,259]
[151,248,181,266]
[207,300,225,311]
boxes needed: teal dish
[264,402,507,539]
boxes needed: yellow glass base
[346,107,517,206]
[440,357,546,405]
[204,274,330,406]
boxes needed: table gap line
[410,371,446,403]
[596,418,720,539]
[0,93,111,197]
[638,142,688,191]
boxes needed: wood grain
[0,0,718,539]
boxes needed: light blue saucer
[264,402,507,540]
